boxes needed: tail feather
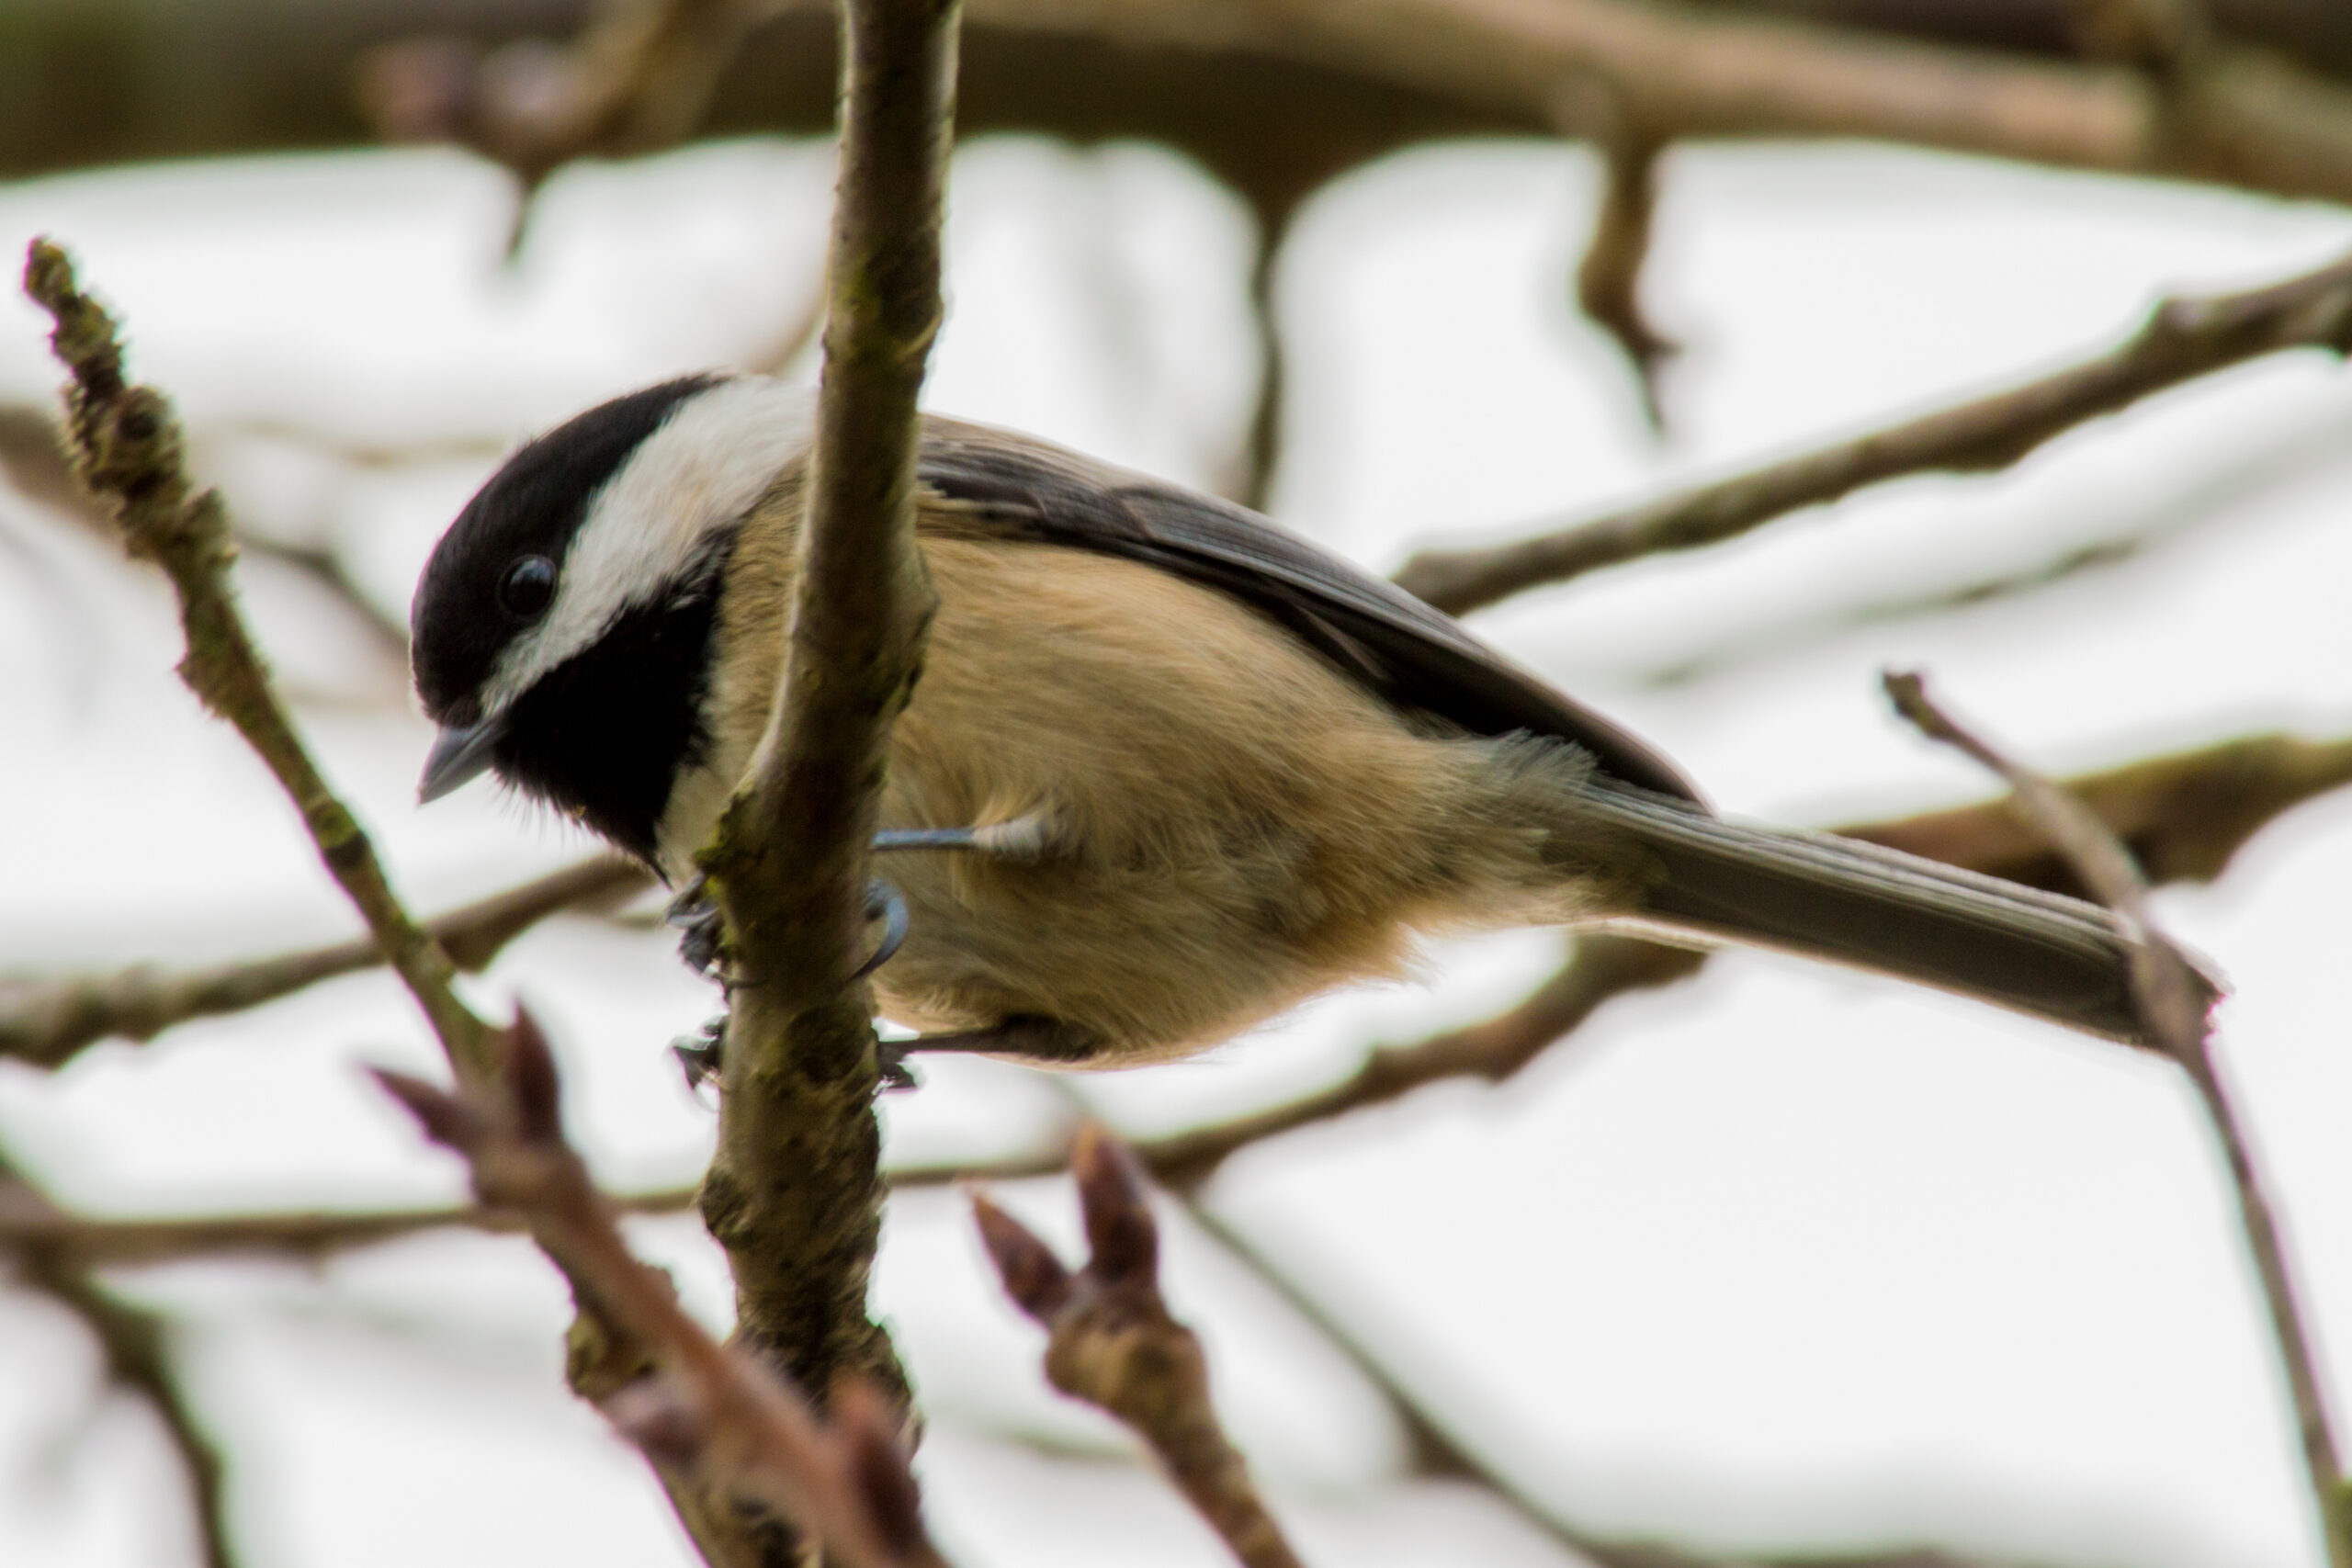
[1580,785,2203,1044]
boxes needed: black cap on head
[411,374,720,722]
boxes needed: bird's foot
[665,877,726,978]
[671,1015,726,1096]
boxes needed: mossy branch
[688,0,958,1469]
[23,239,497,1080]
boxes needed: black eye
[498,555,557,619]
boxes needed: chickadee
[410,373,2179,1066]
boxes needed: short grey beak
[418,714,506,804]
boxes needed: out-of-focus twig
[1392,247,2352,615]
[359,0,775,191]
[0,1146,241,1568]
[0,1181,702,1269]
[374,1010,949,1568]
[0,856,647,1071]
[1842,730,2352,898]
[1885,671,2352,1568]
[972,1125,1304,1568]
[1554,72,1676,430]
[232,534,413,658]
[1183,1202,2032,1568]
[0,400,415,665]
[2065,0,2210,74]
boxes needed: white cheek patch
[484,377,815,712]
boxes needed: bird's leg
[666,878,913,1092]
[666,810,1064,1095]
[871,807,1062,863]
[672,1016,727,1096]
[875,1014,1103,1088]
[666,876,727,979]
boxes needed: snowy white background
[2,132,2351,1567]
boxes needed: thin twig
[972,1125,1305,1568]
[690,0,958,1441]
[373,1010,949,1568]
[18,1262,243,1568]
[1554,71,1676,430]
[24,241,498,1078]
[358,0,773,191]
[1,856,647,1070]
[1393,248,2352,615]
[0,1182,702,1269]
[0,1146,241,1568]
[1884,670,2352,1568]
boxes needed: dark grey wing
[916,418,1702,804]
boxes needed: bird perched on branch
[410,374,2192,1067]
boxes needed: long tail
[1578,784,2211,1045]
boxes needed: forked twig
[972,1125,1305,1568]
[374,1010,949,1568]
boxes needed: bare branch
[19,0,2352,212]
[357,0,773,191]
[0,1145,241,1568]
[1841,730,2352,897]
[687,1,959,1552]
[972,1126,1306,1568]
[17,1261,242,1568]
[1393,248,2352,615]
[0,856,647,1070]
[23,239,503,1079]
[1553,72,1676,429]
[1884,671,2352,1568]
[373,1010,949,1568]
[0,1182,701,1269]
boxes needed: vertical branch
[1236,208,1295,514]
[695,0,958,1410]
[1885,671,2352,1568]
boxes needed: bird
[409,372,2186,1068]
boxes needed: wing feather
[916,418,1702,804]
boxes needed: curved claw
[875,1038,922,1092]
[666,877,727,979]
[671,1017,726,1100]
[855,877,910,981]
